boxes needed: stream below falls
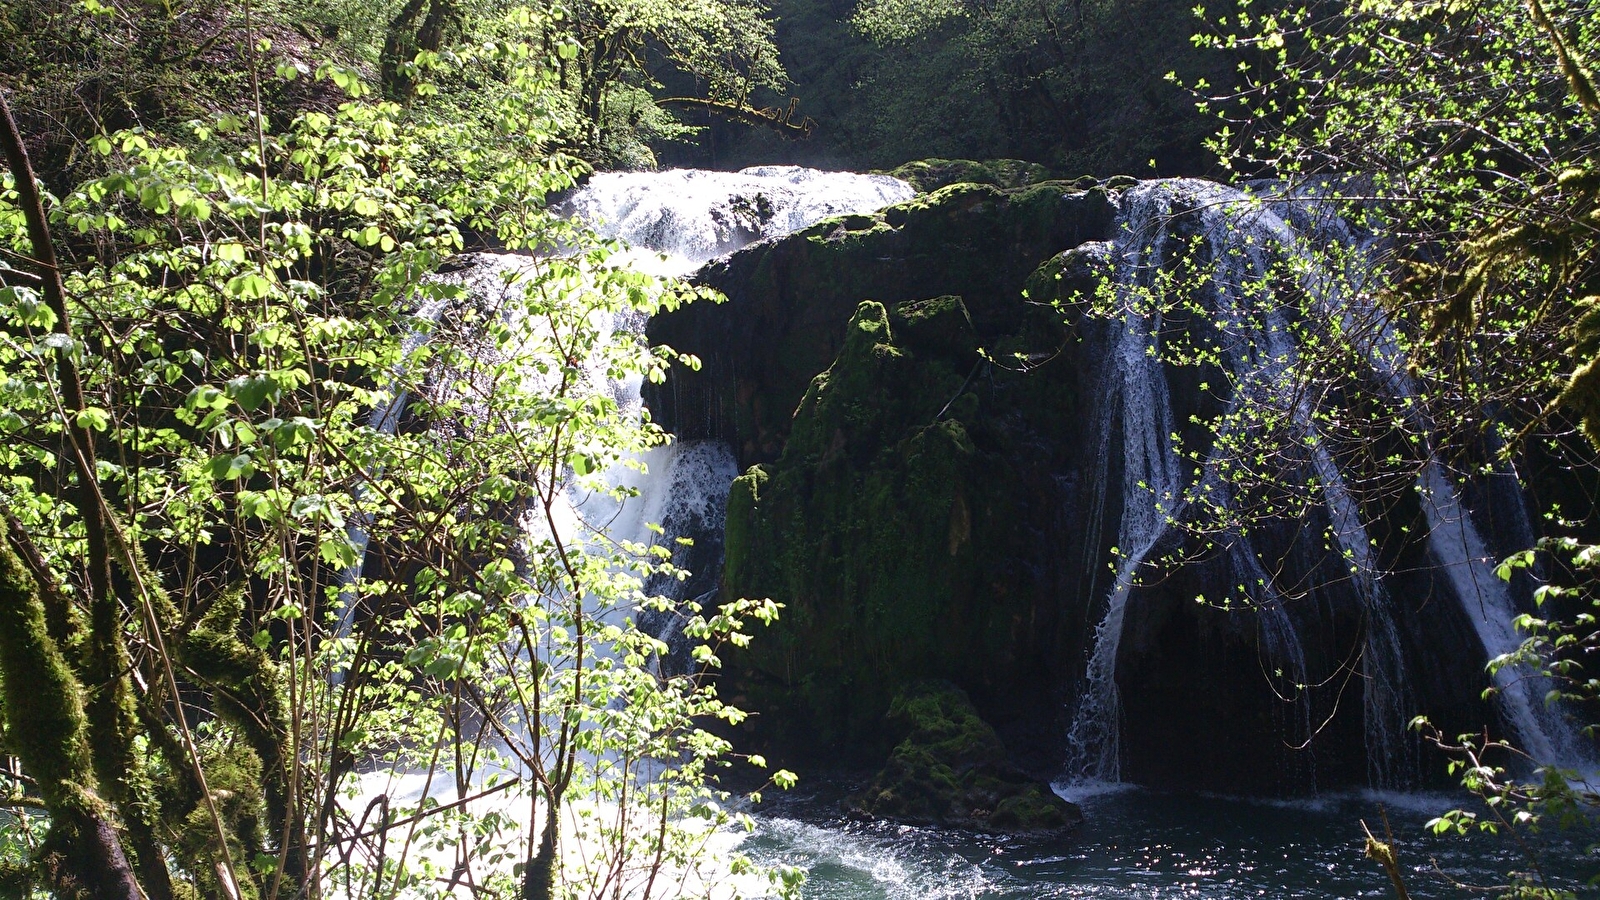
[740,783,1597,899]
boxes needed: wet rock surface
[849,682,1082,833]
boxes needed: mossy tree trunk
[0,88,293,900]
[0,538,142,900]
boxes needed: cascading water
[1063,192,1186,783]
[1280,194,1592,774]
[348,166,916,817]
[561,165,915,275]
[1414,463,1587,769]
[361,167,914,633]
[557,166,916,617]
[1064,178,1591,786]
[1061,180,1385,785]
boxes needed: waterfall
[348,167,914,639]
[1063,189,1186,782]
[1063,181,1483,786]
[1280,195,1592,774]
[1414,463,1590,769]
[1065,179,1594,785]
[561,166,915,276]
[557,166,916,619]
[348,167,916,808]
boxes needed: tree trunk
[0,88,176,900]
[0,539,143,900]
[521,795,560,900]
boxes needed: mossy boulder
[850,682,1082,832]
[651,178,1121,767]
[885,158,1057,193]
[645,179,1114,463]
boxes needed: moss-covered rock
[885,158,1058,193]
[645,178,1114,463]
[719,290,1093,763]
[653,175,1545,797]
[849,682,1082,832]
[646,177,1123,768]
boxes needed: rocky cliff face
[645,175,1581,793]
[645,181,1115,464]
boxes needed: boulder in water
[849,681,1082,833]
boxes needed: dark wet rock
[719,295,1084,766]
[652,176,1535,795]
[646,179,1114,465]
[849,681,1082,832]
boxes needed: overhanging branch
[656,96,815,137]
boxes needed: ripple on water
[741,786,1597,899]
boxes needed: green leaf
[569,453,596,476]
[208,453,253,481]
[75,407,111,432]
[226,273,273,300]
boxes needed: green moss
[849,682,1082,832]
[892,296,978,357]
[0,544,95,811]
[1024,242,1115,327]
[177,582,290,883]
[724,293,1080,758]
[0,543,149,899]
[885,159,1057,194]
[724,465,770,592]
[989,792,1077,830]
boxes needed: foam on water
[562,165,915,274]
[742,785,1597,899]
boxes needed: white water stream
[551,166,913,619]
[1063,179,1593,786]
[346,165,915,812]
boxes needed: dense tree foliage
[1176,0,1600,894]
[663,0,1241,174]
[0,6,800,899]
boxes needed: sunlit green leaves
[0,28,796,898]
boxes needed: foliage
[1196,0,1600,455]
[1175,0,1600,892]
[561,0,786,165]
[0,12,797,900]
[687,0,1237,174]
[1415,536,1600,900]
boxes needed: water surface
[743,783,1597,898]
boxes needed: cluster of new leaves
[1413,537,1600,900]
[1175,0,1600,892]
[0,16,797,900]
[1196,0,1600,454]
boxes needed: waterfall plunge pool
[738,781,1597,899]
